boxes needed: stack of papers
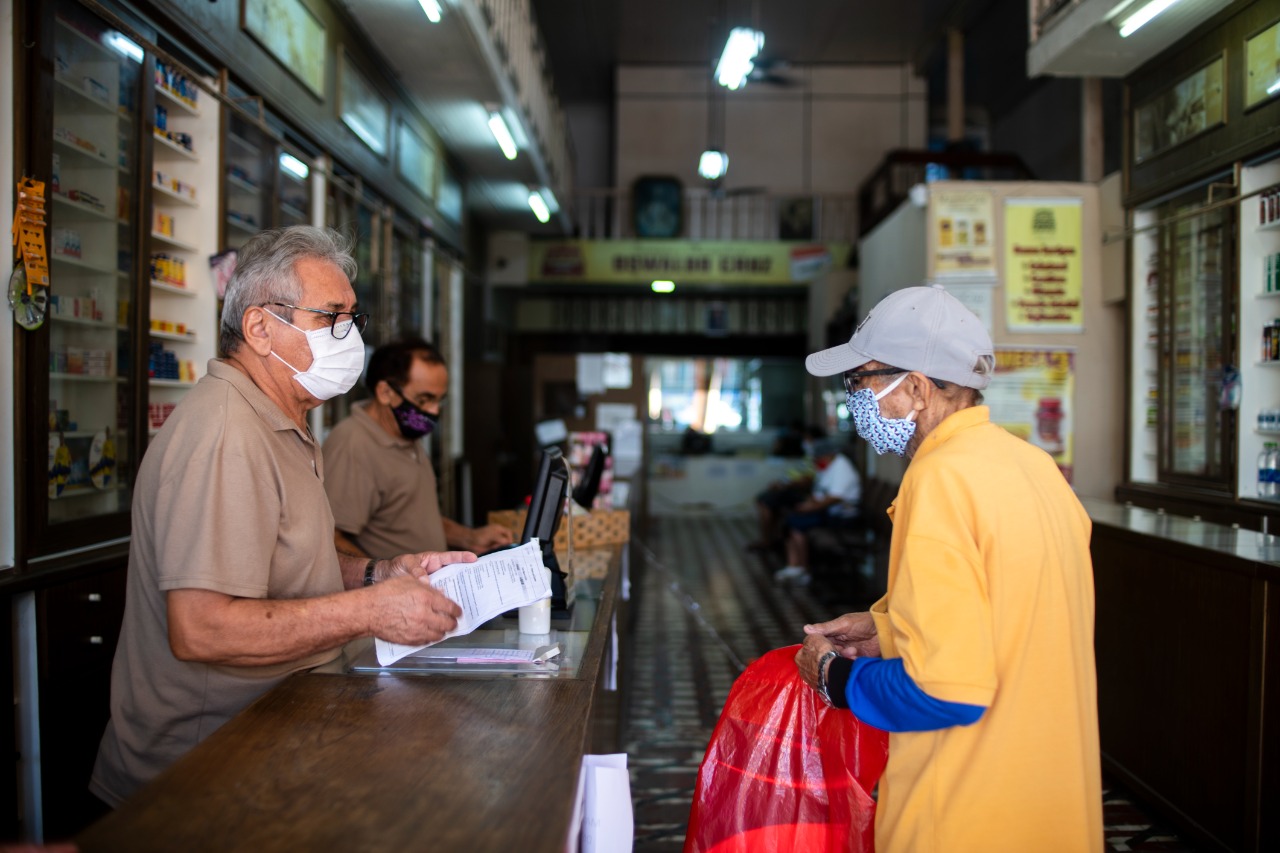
[375,539,551,666]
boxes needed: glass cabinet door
[1155,193,1236,486]
[46,3,143,526]
[223,111,274,250]
[277,146,312,228]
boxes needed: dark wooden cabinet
[1092,520,1278,853]
[35,565,126,842]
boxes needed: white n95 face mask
[267,310,365,400]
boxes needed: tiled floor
[621,514,1199,852]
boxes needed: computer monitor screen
[571,443,607,510]
[521,447,569,547]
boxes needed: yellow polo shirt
[869,405,1102,853]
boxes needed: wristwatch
[816,649,840,706]
[363,559,378,587]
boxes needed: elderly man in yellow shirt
[795,285,1102,853]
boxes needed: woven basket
[488,507,630,552]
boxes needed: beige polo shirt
[91,359,344,807]
[322,402,447,558]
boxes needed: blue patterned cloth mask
[847,373,916,457]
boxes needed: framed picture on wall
[241,0,326,99]
[397,120,437,200]
[338,47,389,156]
[778,197,815,240]
[1244,19,1280,111]
[1133,54,1226,164]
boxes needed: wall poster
[986,347,1075,484]
[930,188,995,277]
[338,47,389,156]
[1004,197,1083,333]
[1245,20,1280,111]
[242,0,326,99]
[1133,55,1225,163]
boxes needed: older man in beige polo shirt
[323,337,512,559]
[91,226,475,809]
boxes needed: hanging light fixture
[417,0,443,24]
[698,150,729,181]
[715,27,763,90]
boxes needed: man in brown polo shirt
[323,338,512,559]
[91,226,475,808]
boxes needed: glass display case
[223,109,274,250]
[277,145,313,229]
[45,4,142,528]
[1148,190,1237,489]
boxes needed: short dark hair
[364,337,446,395]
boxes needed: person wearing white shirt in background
[775,439,862,585]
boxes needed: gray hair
[219,225,358,356]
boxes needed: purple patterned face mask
[389,384,438,440]
[847,373,916,457]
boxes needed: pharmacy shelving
[1237,160,1280,500]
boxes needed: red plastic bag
[684,646,889,853]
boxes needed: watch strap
[816,649,840,706]
[363,559,377,587]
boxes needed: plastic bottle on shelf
[1260,442,1279,499]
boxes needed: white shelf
[155,85,199,117]
[50,372,118,383]
[150,280,196,297]
[50,314,114,329]
[1256,361,1280,368]
[1259,219,1280,234]
[1257,291,1280,299]
[152,131,197,160]
[54,484,124,500]
[54,75,115,114]
[50,253,114,274]
[226,217,260,235]
[150,231,199,252]
[151,182,198,207]
[51,192,113,221]
[149,378,195,388]
[228,133,262,157]
[280,203,306,221]
[54,136,112,168]
[150,329,197,343]
[226,174,260,194]
[55,18,113,59]
[1256,429,1280,435]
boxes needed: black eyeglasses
[842,367,905,395]
[269,303,370,339]
[842,367,947,394]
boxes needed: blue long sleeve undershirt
[827,656,986,732]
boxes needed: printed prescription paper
[375,539,551,666]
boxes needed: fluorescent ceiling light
[106,32,143,63]
[488,112,518,160]
[417,0,443,23]
[528,190,551,223]
[651,280,675,293]
[1269,79,1280,96]
[716,27,763,90]
[1118,0,1183,38]
[278,152,309,181]
[698,150,729,181]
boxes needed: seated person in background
[323,338,513,558]
[775,439,862,584]
[749,425,827,552]
[681,425,713,455]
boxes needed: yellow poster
[527,240,851,285]
[986,347,1075,484]
[931,188,995,277]
[1004,198,1083,332]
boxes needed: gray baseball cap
[806,284,994,389]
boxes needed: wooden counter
[76,547,624,853]
[1083,499,1279,853]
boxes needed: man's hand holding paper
[376,539,552,665]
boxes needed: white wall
[615,64,927,226]
[856,181,1126,500]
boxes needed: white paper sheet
[375,540,551,665]
[569,753,633,853]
